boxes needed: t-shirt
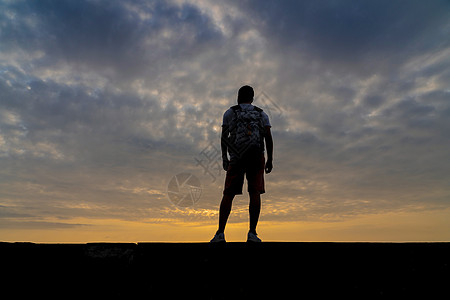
[222,103,271,159]
[222,103,271,128]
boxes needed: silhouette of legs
[249,192,261,234]
[217,192,261,235]
[217,194,235,234]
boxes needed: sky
[1,0,450,242]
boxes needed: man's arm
[221,125,229,171]
[264,126,273,174]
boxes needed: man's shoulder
[233,104,262,112]
[223,104,266,116]
[260,110,269,118]
[223,107,234,116]
[222,107,235,126]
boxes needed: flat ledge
[1,242,449,298]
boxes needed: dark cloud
[1,0,224,82]
[236,0,450,72]
[0,220,89,229]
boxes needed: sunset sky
[1,0,449,242]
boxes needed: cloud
[1,0,224,80]
[0,220,89,230]
[235,0,450,72]
[0,0,449,240]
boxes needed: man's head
[237,85,254,104]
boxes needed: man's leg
[217,194,235,234]
[249,192,261,234]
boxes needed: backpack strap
[230,105,264,112]
[253,105,263,113]
[230,105,241,111]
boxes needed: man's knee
[249,191,261,197]
[249,192,261,205]
[221,194,235,203]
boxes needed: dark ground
[1,242,449,298]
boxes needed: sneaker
[247,232,262,243]
[210,232,226,243]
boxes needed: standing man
[210,85,273,243]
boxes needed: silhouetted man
[210,85,273,243]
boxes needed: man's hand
[265,159,273,174]
[223,159,230,171]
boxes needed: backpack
[226,105,265,158]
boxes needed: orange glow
[1,207,449,243]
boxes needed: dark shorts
[223,153,265,195]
